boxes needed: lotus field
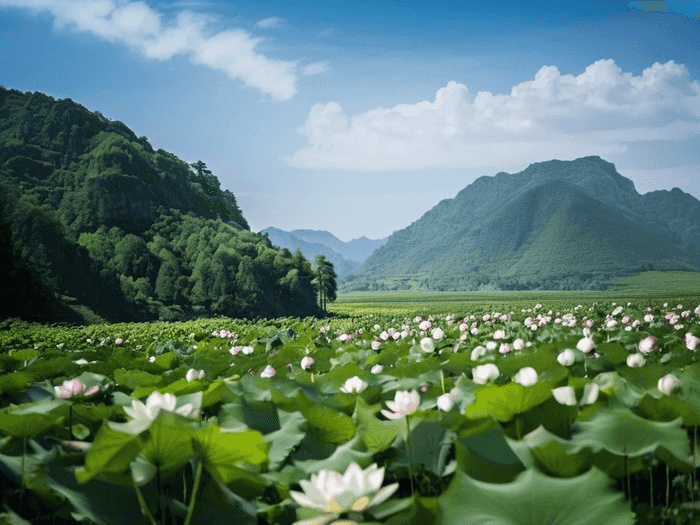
[1,299,700,525]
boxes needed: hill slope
[0,87,320,322]
[345,156,700,291]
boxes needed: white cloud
[627,1,700,19]
[285,59,700,170]
[256,16,285,29]
[0,0,300,100]
[301,61,329,76]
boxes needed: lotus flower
[436,393,455,411]
[658,374,680,395]
[55,378,86,399]
[109,391,196,434]
[340,376,368,394]
[381,390,420,420]
[289,462,398,524]
[472,363,499,384]
[552,383,599,407]
[576,337,596,354]
[638,336,658,354]
[513,367,538,387]
[431,327,445,340]
[420,337,435,353]
[626,353,645,368]
[185,369,205,382]
[301,356,315,370]
[260,365,276,378]
[556,349,575,366]
[371,364,384,374]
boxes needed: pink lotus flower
[493,329,505,340]
[638,336,658,354]
[685,333,699,352]
[644,314,654,323]
[55,379,86,399]
[260,365,276,378]
[301,356,315,370]
[626,353,645,368]
[658,374,680,395]
[513,338,525,350]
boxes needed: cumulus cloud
[285,59,700,170]
[628,1,700,19]
[0,0,304,100]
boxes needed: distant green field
[329,270,700,317]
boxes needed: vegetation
[0,295,699,525]
[312,255,338,312]
[0,87,321,322]
[343,157,700,292]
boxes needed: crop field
[1,274,700,525]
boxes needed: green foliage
[0,86,321,323]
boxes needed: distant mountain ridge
[344,156,700,291]
[260,227,388,279]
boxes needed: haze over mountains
[342,156,700,291]
[260,227,388,279]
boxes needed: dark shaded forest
[0,86,322,323]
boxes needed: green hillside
[0,87,321,322]
[344,157,700,292]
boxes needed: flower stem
[184,459,203,525]
[405,416,415,497]
[666,463,670,509]
[133,476,159,525]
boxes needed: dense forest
[0,86,322,323]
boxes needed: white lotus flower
[513,338,525,350]
[436,393,455,412]
[472,363,499,385]
[557,349,576,366]
[381,390,420,420]
[576,337,596,353]
[552,384,599,407]
[371,364,384,374]
[340,376,368,394]
[470,345,487,361]
[260,365,276,378]
[626,353,646,368]
[110,391,196,434]
[301,356,315,370]
[371,341,382,350]
[431,327,445,340]
[658,374,680,395]
[289,462,398,523]
[513,367,538,387]
[185,369,205,382]
[420,337,435,353]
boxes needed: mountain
[260,228,388,279]
[0,86,321,322]
[344,156,700,291]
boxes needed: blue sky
[1,0,699,241]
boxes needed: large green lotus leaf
[113,368,162,391]
[264,410,307,471]
[455,417,525,483]
[193,424,268,481]
[353,396,402,451]
[217,402,249,432]
[381,369,445,393]
[392,420,456,477]
[320,361,371,389]
[528,438,594,478]
[130,378,203,400]
[593,372,645,408]
[294,433,375,475]
[463,382,553,422]
[591,448,648,478]
[596,343,629,365]
[293,390,356,444]
[152,352,179,370]
[632,393,700,427]
[678,364,700,423]
[225,375,273,402]
[438,467,635,525]
[0,508,32,525]
[75,426,142,484]
[140,420,195,479]
[616,362,670,392]
[171,475,257,525]
[572,409,690,465]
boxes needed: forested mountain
[344,156,700,291]
[259,228,387,280]
[0,86,321,322]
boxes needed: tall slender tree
[312,255,337,311]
